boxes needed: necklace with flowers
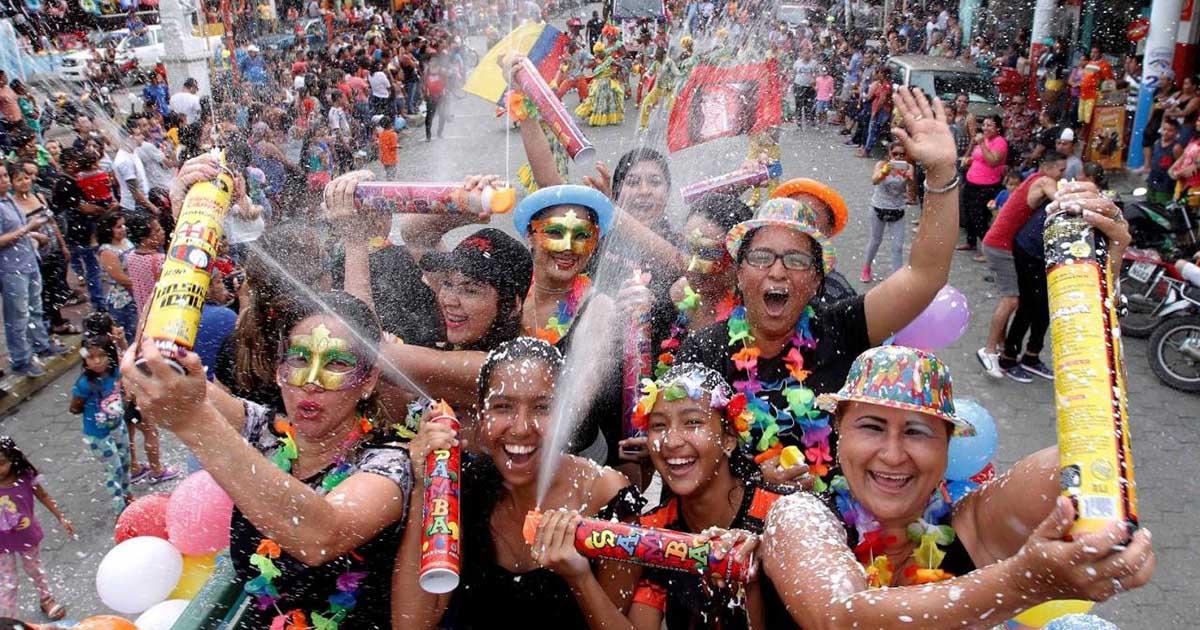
[655,282,738,377]
[830,475,957,588]
[724,305,833,491]
[531,274,591,345]
[245,415,375,630]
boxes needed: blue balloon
[946,399,999,481]
[946,479,979,503]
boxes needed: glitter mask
[278,324,371,391]
[685,229,728,275]
[530,210,598,255]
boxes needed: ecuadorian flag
[464,22,570,104]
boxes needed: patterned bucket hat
[726,198,837,272]
[816,346,975,435]
[770,177,850,237]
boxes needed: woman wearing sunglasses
[677,87,963,487]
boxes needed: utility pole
[1128,0,1183,169]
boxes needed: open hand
[891,87,956,178]
[582,161,614,200]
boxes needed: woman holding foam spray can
[1042,181,1139,534]
[418,400,462,594]
[353,181,517,216]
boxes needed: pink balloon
[166,471,234,555]
[892,285,971,351]
[115,493,171,544]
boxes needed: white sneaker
[976,348,1003,379]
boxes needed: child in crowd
[814,66,835,124]
[68,335,133,513]
[0,437,72,621]
[988,169,1022,216]
[377,116,399,179]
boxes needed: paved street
[1,85,1195,627]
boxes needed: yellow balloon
[1013,600,1095,628]
[169,553,218,600]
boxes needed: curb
[0,333,83,418]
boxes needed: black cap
[438,229,532,300]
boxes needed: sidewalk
[0,294,89,417]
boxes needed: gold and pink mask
[530,210,598,256]
[278,324,370,391]
[685,229,729,275]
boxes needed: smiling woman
[122,291,412,629]
[392,338,643,630]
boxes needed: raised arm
[864,87,959,344]
[123,343,408,566]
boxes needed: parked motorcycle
[1123,187,1200,259]
[1147,269,1200,393]
[1120,248,1186,338]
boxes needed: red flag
[666,59,783,153]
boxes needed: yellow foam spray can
[139,155,235,372]
[1044,204,1137,536]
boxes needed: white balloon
[96,536,184,614]
[135,598,191,630]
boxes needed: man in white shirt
[792,49,819,128]
[169,78,203,124]
[133,115,177,191]
[369,64,392,116]
[327,91,352,173]
[113,119,151,211]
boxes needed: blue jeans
[405,80,421,114]
[108,299,138,344]
[864,109,892,153]
[1,270,53,370]
[70,245,105,312]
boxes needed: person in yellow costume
[575,41,626,127]
[637,35,694,132]
[744,127,782,206]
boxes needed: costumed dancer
[743,128,782,207]
[637,36,693,133]
[576,40,627,127]
[553,41,593,105]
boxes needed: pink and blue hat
[726,198,837,272]
[816,346,975,436]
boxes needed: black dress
[634,477,796,630]
[228,401,413,629]
[441,454,644,629]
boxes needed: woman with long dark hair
[958,113,1008,260]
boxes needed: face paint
[684,229,728,275]
[279,324,370,391]
[531,210,598,255]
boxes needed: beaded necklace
[531,274,591,345]
[655,282,738,377]
[724,305,833,491]
[246,416,374,630]
[830,475,958,588]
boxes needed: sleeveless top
[633,478,796,630]
[98,240,134,309]
[229,401,412,629]
[442,454,644,629]
[871,169,909,210]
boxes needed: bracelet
[924,173,960,194]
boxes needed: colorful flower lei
[655,282,738,378]
[831,475,958,588]
[725,305,833,491]
[246,416,375,629]
[533,274,592,345]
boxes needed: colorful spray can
[523,511,753,583]
[622,271,653,447]
[1044,206,1137,535]
[354,182,517,215]
[139,155,235,372]
[679,162,784,205]
[419,401,463,594]
[513,57,596,167]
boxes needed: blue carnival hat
[513,184,617,239]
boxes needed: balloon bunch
[95,471,233,627]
